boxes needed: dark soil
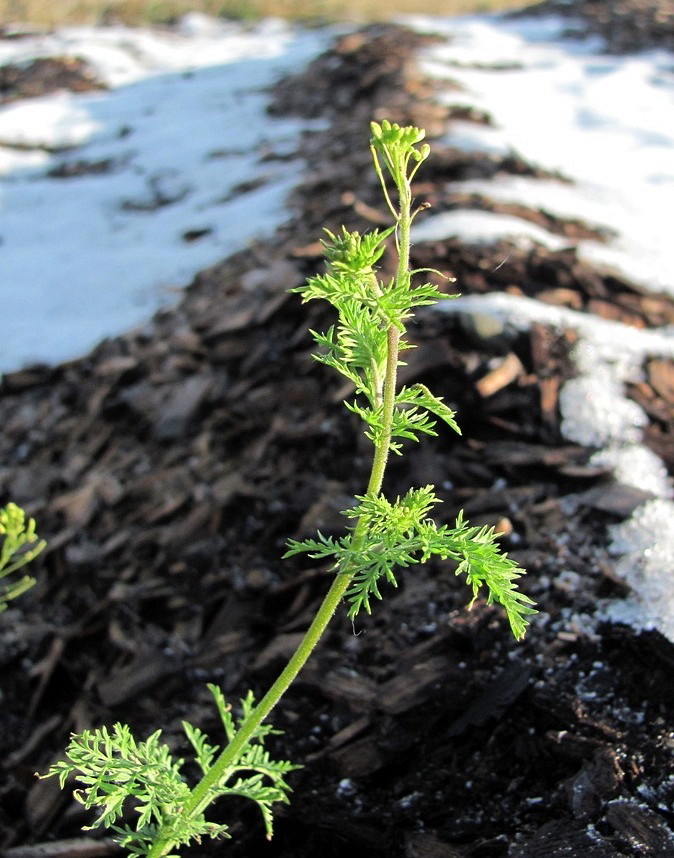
[0,56,105,104]
[2,6,674,858]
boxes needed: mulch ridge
[515,0,674,53]
[1,11,674,858]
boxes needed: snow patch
[412,209,568,251]
[606,500,674,642]
[0,17,331,371]
[438,291,674,641]
[407,13,674,294]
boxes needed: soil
[512,0,674,53]
[2,4,674,858]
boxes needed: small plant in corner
[0,502,45,612]
[42,120,536,857]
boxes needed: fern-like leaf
[0,502,45,612]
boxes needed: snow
[0,15,330,370]
[1,10,674,639]
[606,499,674,641]
[408,13,674,294]
[412,209,569,251]
[407,12,674,641]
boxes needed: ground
[1,4,674,857]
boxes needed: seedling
[0,502,45,612]
[43,120,535,856]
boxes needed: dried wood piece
[539,376,559,424]
[447,662,530,737]
[317,668,377,711]
[296,481,354,536]
[405,832,466,858]
[23,769,68,837]
[240,258,300,295]
[97,651,181,706]
[326,716,371,751]
[50,482,99,528]
[587,298,645,328]
[565,748,624,821]
[210,471,249,505]
[252,632,305,672]
[192,630,249,678]
[510,819,622,857]
[579,483,655,517]
[482,440,585,468]
[290,240,323,259]
[330,734,384,778]
[1,365,54,393]
[119,379,164,422]
[536,287,583,309]
[156,503,212,547]
[377,656,451,715]
[605,798,674,856]
[475,352,524,398]
[545,729,606,761]
[397,336,457,384]
[201,296,260,337]
[94,355,138,377]
[0,56,105,103]
[639,295,674,327]
[648,359,674,404]
[305,716,372,764]
[28,637,67,717]
[341,191,390,225]
[3,839,120,857]
[153,374,213,440]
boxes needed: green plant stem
[148,340,401,856]
[147,159,412,858]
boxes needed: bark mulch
[1,7,674,858]
[513,0,674,53]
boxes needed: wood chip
[405,833,467,858]
[153,374,212,440]
[3,840,120,857]
[510,820,622,857]
[330,734,384,778]
[539,376,559,423]
[475,352,524,397]
[317,668,377,711]
[252,632,305,672]
[648,359,674,404]
[447,662,531,737]
[536,287,583,309]
[377,656,451,715]
[97,651,180,706]
[605,798,674,855]
[50,481,100,528]
[579,483,655,517]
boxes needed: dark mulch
[514,0,674,53]
[1,8,674,858]
[0,56,105,104]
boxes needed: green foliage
[289,119,535,640]
[44,685,298,856]
[286,488,535,638]
[0,502,45,612]
[44,118,535,858]
[346,382,461,455]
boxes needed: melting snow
[408,12,674,295]
[0,14,330,371]
[412,12,674,641]
[412,209,569,251]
